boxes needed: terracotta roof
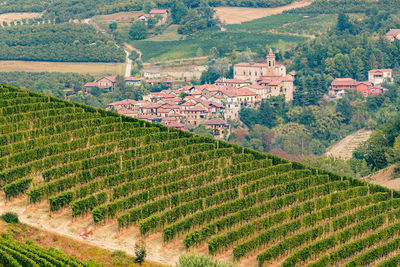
[386,29,400,36]
[84,82,98,87]
[98,75,117,83]
[369,69,392,73]
[125,77,142,81]
[215,78,251,84]
[168,122,185,128]
[357,81,372,86]
[204,118,228,126]
[150,9,168,14]
[289,71,297,76]
[142,103,162,109]
[235,62,269,67]
[187,106,208,112]
[181,102,195,106]
[157,108,171,113]
[331,78,357,86]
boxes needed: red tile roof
[369,69,392,73]
[215,78,251,84]
[386,29,400,37]
[84,82,98,87]
[331,78,357,86]
[150,9,168,14]
[204,118,228,125]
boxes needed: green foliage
[129,21,148,40]
[1,212,18,223]
[0,23,125,62]
[134,241,146,263]
[2,178,32,200]
[177,253,237,267]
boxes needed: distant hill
[1,83,400,266]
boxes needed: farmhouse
[368,69,393,85]
[385,29,400,43]
[330,78,357,91]
[356,82,386,97]
[83,75,117,92]
[204,118,230,138]
[124,76,142,86]
[149,9,168,24]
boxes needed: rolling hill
[1,83,400,266]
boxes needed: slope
[1,83,400,266]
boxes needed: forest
[0,23,125,62]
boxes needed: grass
[0,60,125,75]
[278,14,337,35]
[132,31,308,62]
[146,25,182,42]
[225,13,304,32]
[0,12,42,23]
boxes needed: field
[215,0,313,24]
[131,31,307,62]
[0,60,125,75]
[1,84,400,266]
[278,14,337,35]
[0,12,42,24]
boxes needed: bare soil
[215,0,313,24]
[0,12,42,23]
[0,194,184,266]
[366,165,400,191]
[325,129,372,160]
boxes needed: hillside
[2,84,400,266]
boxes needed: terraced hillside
[0,234,91,266]
[1,83,400,266]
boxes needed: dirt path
[325,129,372,160]
[0,196,185,266]
[365,165,400,191]
[215,0,313,24]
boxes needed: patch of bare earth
[0,12,42,23]
[0,193,183,266]
[367,165,400,191]
[325,129,372,160]
[215,0,313,24]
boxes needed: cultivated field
[215,0,313,24]
[325,129,372,160]
[0,61,125,76]
[2,84,400,267]
[0,12,42,23]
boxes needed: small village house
[368,69,393,85]
[125,77,142,86]
[204,118,230,138]
[84,76,117,92]
[149,9,168,24]
[385,29,400,43]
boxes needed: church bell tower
[266,48,276,70]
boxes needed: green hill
[1,83,400,266]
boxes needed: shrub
[1,212,19,223]
[177,253,237,267]
[134,241,146,264]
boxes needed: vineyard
[0,234,91,266]
[1,83,400,266]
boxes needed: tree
[337,13,351,32]
[109,21,117,31]
[129,22,148,40]
[194,124,213,137]
[134,241,146,263]
[171,1,188,24]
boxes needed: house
[125,77,142,86]
[368,69,393,85]
[143,70,161,79]
[356,82,385,97]
[183,106,208,126]
[215,78,251,88]
[84,76,117,92]
[385,29,400,43]
[106,99,136,111]
[167,121,184,131]
[330,78,357,91]
[139,14,152,22]
[149,9,168,24]
[204,118,230,138]
[233,49,294,102]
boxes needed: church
[233,49,295,102]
